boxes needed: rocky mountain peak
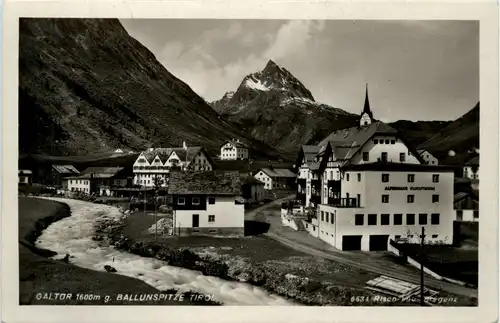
[234,60,315,102]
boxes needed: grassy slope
[18,197,198,305]
[417,103,479,165]
[19,18,281,159]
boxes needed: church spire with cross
[360,84,374,126]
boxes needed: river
[36,197,294,305]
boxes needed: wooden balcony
[327,197,360,208]
[327,180,341,190]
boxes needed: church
[294,86,456,251]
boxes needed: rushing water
[36,198,294,305]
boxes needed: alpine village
[18,19,479,306]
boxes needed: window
[432,174,440,183]
[382,174,389,182]
[381,214,390,225]
[382,195,389,203]
[394,214,403,225]
[355,214,364,225]
[385,140,390,144]
[419,214,428,225]
[178,197,186,205]
[381,152,388,162]
[321,211,324,221]
[326,213,329,223]
[208,197,215,204]
[208,215,215,222]
[407,195,415,203]
[368,214,377,225]
[362,152,369,162]
[400,153,406,162]
[431,213,440,225]
[473,211,479,218]
[432,235,438,239]
[408,174,415,183]
[357,173,361,182]
[331,213,335,224]
[192,197,200,205]
[407,214,415,225]
[432,195,439,203]
[373,139,378,144]
[346,173,350,181]
[456,210,463,220]
[391,140,396,144]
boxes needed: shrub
[169,249,200,268]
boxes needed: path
[245,197,478,299]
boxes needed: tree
[152,174,165,240]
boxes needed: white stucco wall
[318,170,455,250]
[350,135,421,165]
[254,171,273,190]
[463,166,479,180]
[420,151,439,165]
[67,179,91,193]
[174,196,244,229]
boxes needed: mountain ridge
[209,60,360,154]
[18,18,284,159]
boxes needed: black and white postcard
[2,0,498,323]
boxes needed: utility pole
[420,226,425,306]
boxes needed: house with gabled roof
[254,167,296,191]
[220,139,249,160]
[417,149,439,165]
[295,145,321,206]
[168,171,244,237]
[51,164,80,190]
[133,145,213,188]
[289,85,455,251]
[66,167,129,196]
[463,155,479,180]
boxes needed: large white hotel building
[294,87,456,251]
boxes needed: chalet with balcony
[133,145,213,187]
[168,171,244,237]
[288,85,456,251]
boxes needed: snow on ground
[280,97,318,107]
[36,198,294,306]
[245,78,270,91]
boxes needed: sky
[120,19,479,122]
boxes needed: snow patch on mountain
[244,77,270,91]
[280,97,319,106]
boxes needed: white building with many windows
[291,86,456,251]
[133,146,213,187]
[220,139,249,160]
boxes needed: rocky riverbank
[97,215,381,306]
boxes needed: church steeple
[360,84,373,126]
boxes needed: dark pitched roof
[141,146,206,164]
[52,165,80,174]
[318,121,397,149]
[259,168,296,178]
[68,167,125,179]
[454,192,478,203]
[340,162,457,172]
[240,174,265,186]
[168,171,241,195]
[465,156,479,166]
[221,140,248,149]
